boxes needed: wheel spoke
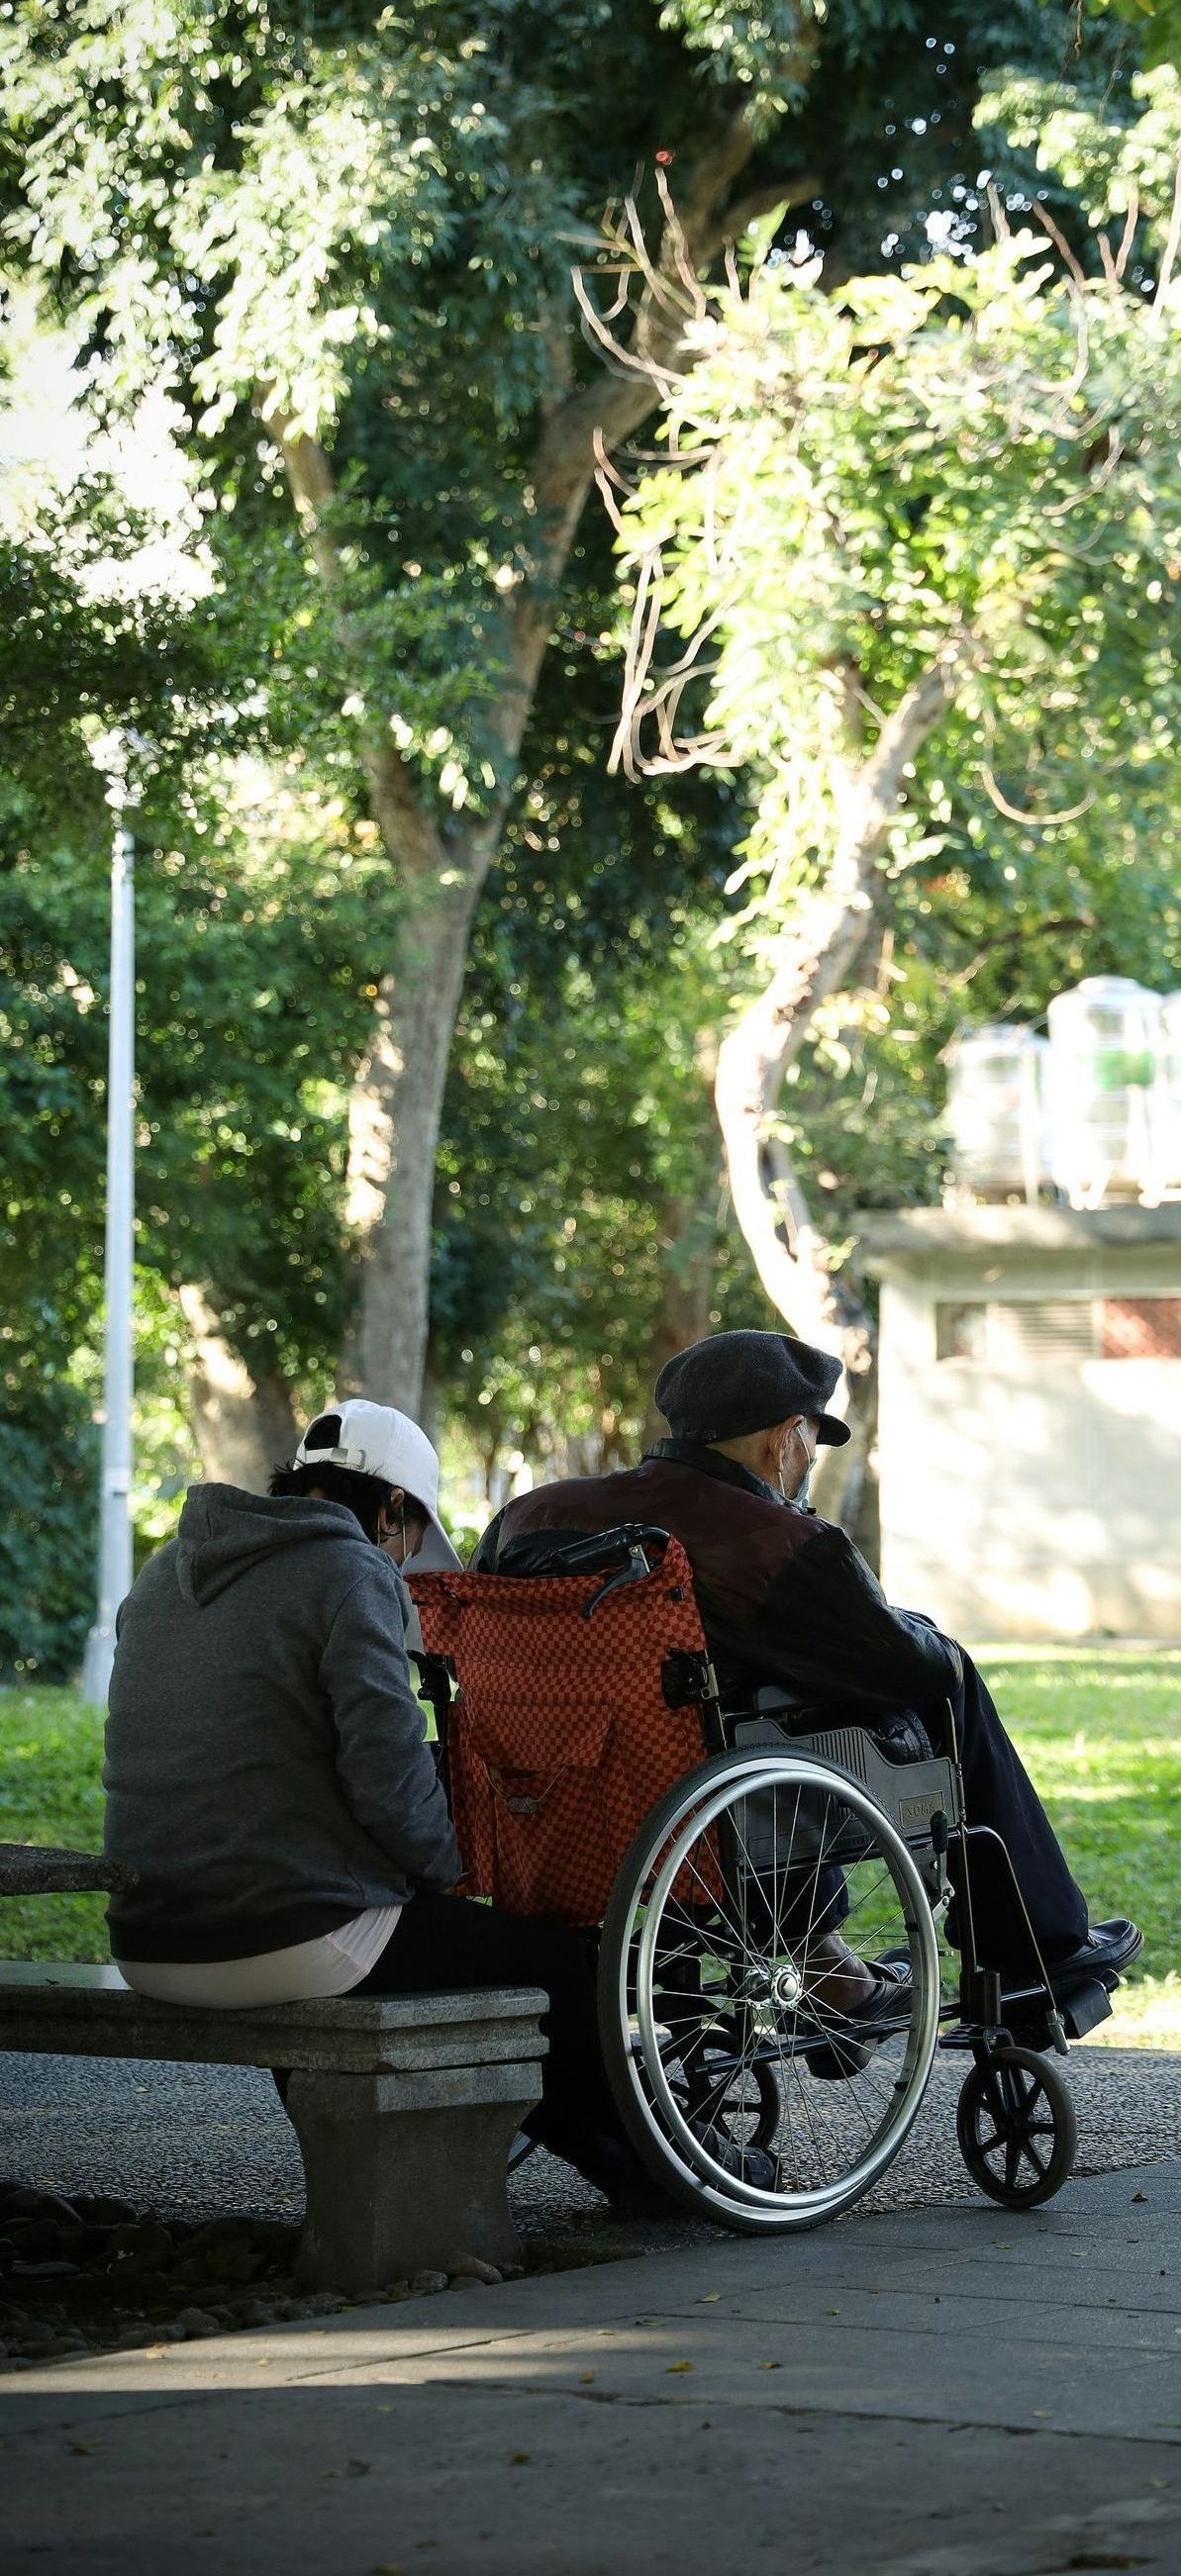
[613,1754,938,2219]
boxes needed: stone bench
[0,1842,136,1896]
[0,1961,547,2296]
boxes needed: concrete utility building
[858,1206,1181,1642]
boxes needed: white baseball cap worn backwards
[294,1398,461,1572]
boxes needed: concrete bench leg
[284,2062,541,2295]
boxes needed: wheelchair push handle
[579,1525,672,1616]
[515,1521,674,1614]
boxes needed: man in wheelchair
[473,1328,1142,2059]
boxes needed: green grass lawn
[975,1648,1181,2049]
[1,1652,1178,2045]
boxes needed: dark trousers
[354,1890,625,2169]
[945,1648,1088,1973]
[798,1650,1089,1977]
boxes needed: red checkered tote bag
[409,1538,712,1927]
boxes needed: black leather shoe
[806,1962,913,2082]
[695,2127,780,2191]
[1049,1918,1143,1992]
[608,2166,688,2222]
[571,2131,680,2215]
[606,2128,780,2211]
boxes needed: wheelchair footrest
[1055,1974,1114,2042]
[941,1970,1114,2051]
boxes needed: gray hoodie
[103,1484,460,1961]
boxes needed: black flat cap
[654,1329,850,1446]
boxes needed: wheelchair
[410,1522,1093,2233]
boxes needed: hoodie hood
[174,1483,372,1607]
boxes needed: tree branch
[1153,145,1181,315]
[493,139,822,770]
[715,646,967,1333]
[949,911,1095,987]
[696,171,821,267]
[260,394,449,880]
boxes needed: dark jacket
[476,1441,961,1718]
[104,1484,460,1961]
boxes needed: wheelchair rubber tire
[955,2044,1077,2209]
[598,1748,942,2234]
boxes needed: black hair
[268,1459,396,1543]
[269,1409,430,1543]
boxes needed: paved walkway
[4,2042,1181,2258]
[4,2159,1180,2574]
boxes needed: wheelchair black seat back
[410,1524,1082,2231]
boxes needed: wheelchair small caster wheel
[670,2047,781,2153]
[956,2044,1077,2208]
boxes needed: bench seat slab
[0,1964,548,2294]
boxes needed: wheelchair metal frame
[418,1519,1090,2223]
[724,1692,1072,2055]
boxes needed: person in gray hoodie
[102,1402,656,2201]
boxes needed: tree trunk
[714,651,964,1525]
[267,125,823,1423]
[178,1285,301,1492]
[341,867,482,1406]
[640,1190,719,1451]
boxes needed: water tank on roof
[1044,977,1161,1208]
[944,1024,1046,1202]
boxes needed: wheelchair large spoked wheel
[598,1751,941,2233]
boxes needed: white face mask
[778,1432,816,1507]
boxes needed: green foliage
[1,0,1096,800]
[0,0,1166,1517]
[0,1383,98,1681]
[611,126,1181,1252]
[0,1686,107,1957]
[624,237,1181,885]
[0,777,393,1399]
[1092,0,1181,73]
[436,919,734,1461]
[659,0,821,123]
[980,61,1181,244]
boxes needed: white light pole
[81,739,139,1707]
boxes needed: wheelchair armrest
[728,1713,965,1844]
[726,1689,936,1767]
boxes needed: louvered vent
[936,1295,1181,1363]
[988,1302,1099,1363]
